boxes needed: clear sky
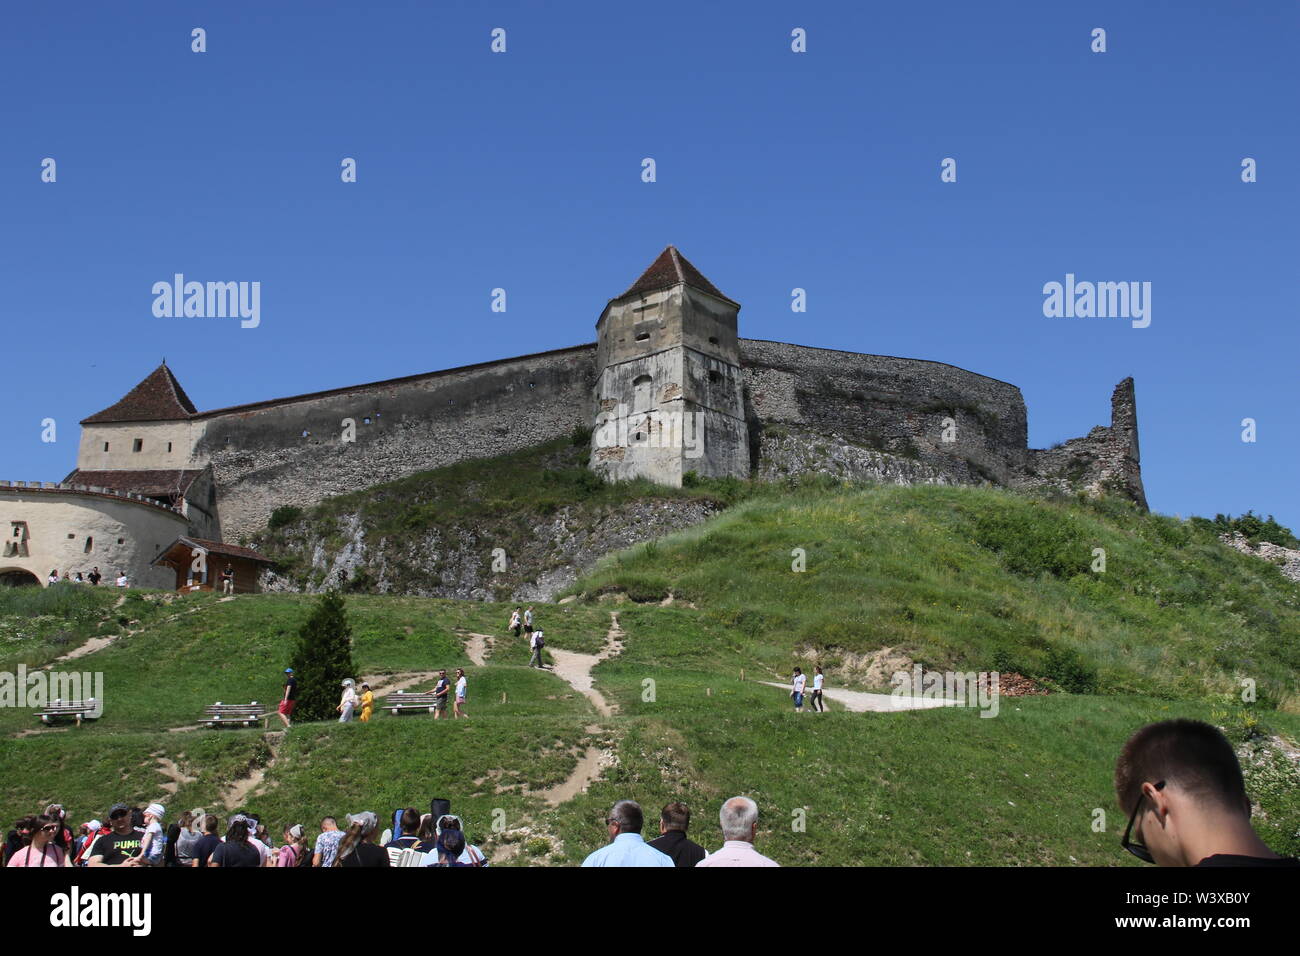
[2,1,1296,530]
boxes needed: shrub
[268,506,304,531]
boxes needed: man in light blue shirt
[581,800,674,867]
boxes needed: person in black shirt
[335,811,390,867]
[384,808,423,855]
[192,814,222,867]
[1115,718,1300,867]
[210,819,262,868]
[278,668,297,728]
[88,567,101,586]
[647,801,707,868]
[87,805,145,867]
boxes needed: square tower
[591,247,750,485]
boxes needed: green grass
[568,484,1300,708]
[2,480,1298,865]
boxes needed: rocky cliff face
[1220,533,1300,584]
[259,497,722,602]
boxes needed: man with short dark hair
[192,814,221,867]
[1115,718,1299,867]
[385,809,423,852]
[581,800,673,867]
[648,801,706,868]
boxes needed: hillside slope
[3,484,1298,866]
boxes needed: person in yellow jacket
[359,683,374,722]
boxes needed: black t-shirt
[211,840,262,868]
[338,842,391,867]
[193,833,222,866]
[89,827,145,865]
[88,571,101,585]
[1194,854,1300,867]
[284,676,297,701]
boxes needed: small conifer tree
[288,589,355,722]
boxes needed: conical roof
[81,363,198,424]
[615,246,737,306]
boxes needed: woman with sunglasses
[6,814,67,867]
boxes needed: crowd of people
[5,720,1294,868]
[45,566,128,587]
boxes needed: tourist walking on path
[524,606,534,637]
[453,668,468,718]
[278,668,296,728]
[433,670,450,719]
[810,665,825,712]
[359,683,374,722]
[338,679,358,722]
[509,607,522,637]
[529,628,545,668]
[791,667,806,712]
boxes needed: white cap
[145,803,165,819]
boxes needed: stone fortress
[0,247,1146,588]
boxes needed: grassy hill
[2,480,1298,866]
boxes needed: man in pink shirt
[695,796,779,867]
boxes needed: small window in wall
[117,538,125,545]
[103,442,110,452]
[635,332,650,342]
[4,523,29,558]
[709,336,719,345]
[85,537,93,553]
[67,533,75,539]
[363,417,371,425]
[528,382,536,389]
[133,439,143,453]
[708,370,723,384]
[167,442,173,453]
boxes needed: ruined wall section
[1023,377,1148,508]
[196,345,598,542]
[739,339,1032,486]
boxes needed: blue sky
[2,0,1296,530]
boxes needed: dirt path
[760,681,963,713]
[153,752,197,796]
[360,671,438,696]
[546,612,624,717]
[538,744,611,806]
[220,731,285,810]
[463,633,493,666]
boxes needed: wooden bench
[202,702,267,728]
[36,699,101,726]
[383,692,442,715]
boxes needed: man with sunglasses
[86,804,146,867]
[1115,719,1299,867]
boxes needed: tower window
[363,417,371,425]
[133,439,143,452]
[167,442,173,452]
[67,533,76,539]
[117,538,125,545]
[103,442,110,452]
[708,370,723,384]
[635,332,650,342]
[85,537,93,553]
[708,336,719,345]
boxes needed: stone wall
[195,345,598,542]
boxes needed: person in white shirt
[115,571,129,588]
[792,667,807,712]
[453,668,468,719]
[337,679,358,722]
[696,796,779,867]
[529,629,545,668]
[508,608,522,637]
[47,570,60,586]
[810,665,825,713]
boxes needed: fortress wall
[739,339,1032,483]
[77,420,204,472]
[0,488,186,589]
[197,346,598,541]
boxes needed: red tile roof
[616,246,737,306]
[61,469,205,498]
[177,537,273,563]
[82,364,198,424]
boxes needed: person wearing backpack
[529,629,545,668]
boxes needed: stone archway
[0,568,40,588]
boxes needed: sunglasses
[1120,780,1165,863]
[40,825,58,833]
